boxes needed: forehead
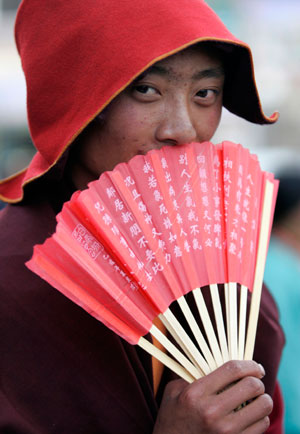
[141,44,225,81]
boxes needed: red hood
[0,0,278,203]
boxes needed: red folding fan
[26,141,278,382]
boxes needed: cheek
[118,108,156,135]
[94,114,155,169]
[111,93,160,132]
[210,108,222,131]
[112,114,158,155]
[198,107,222,141]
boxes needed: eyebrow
[191,66,225,80]
[135,64,225,81]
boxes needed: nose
[155,99,198,146]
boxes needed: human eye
[130,83,160,101]
[135,84,156,94]
[195,88,220,106]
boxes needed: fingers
[198,394,273,434]
[236,393,273,430]
[242,416,271,434]
[219,394,273,434]
[218,375,265,414]
[154,361,271,434]
[164,361,267,416]
[193,360,265,395]
[163,378,189,400]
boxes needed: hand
[153,360,273,434]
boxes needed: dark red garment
[0,1,285,431]
[0,0,278,203]
[0,190,158,433]
[268,383,284,434]
[0,179,284,433]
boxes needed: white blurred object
[0,11,27,127]
[256,147,300,176]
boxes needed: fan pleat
[26,141,278,381]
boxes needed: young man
[0,1,284,432]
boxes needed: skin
[70,45,225,189]
[153,361,272,434]
[70,45,273,433]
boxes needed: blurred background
[1,0,300,186]
[0,0,34,187]
[208,0,300,176]
[1,0,300,187]
[0,1,299,432]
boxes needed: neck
[69,162,99,191]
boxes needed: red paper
[26,141,278,344]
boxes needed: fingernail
[258,364,265,377]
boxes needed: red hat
[0,0,278,203]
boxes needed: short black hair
[273,174,300,226]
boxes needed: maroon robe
[0,179,285,433]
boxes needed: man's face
[71,45,225,189]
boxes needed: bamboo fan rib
[26,141,278,381]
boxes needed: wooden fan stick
[192,287,224,367]
[146,154,220,371]
[244,180,275,360]
[138,337,195,383]
[184,152,228,368]
[156,296,217,373]
[228,282,238,360]
[224,283,230,332]
[159,309,210,375]
[28,248,198,382]
[224,283,247,359]
[238,284,248,360]
[170,279,222,370]
[111,169,216,372]
[209,284,229,363]
[149,323,201,379]
[176,295,217,370]
[224,283,230,355]
[160,287,226,371]
[151,279,217,372]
